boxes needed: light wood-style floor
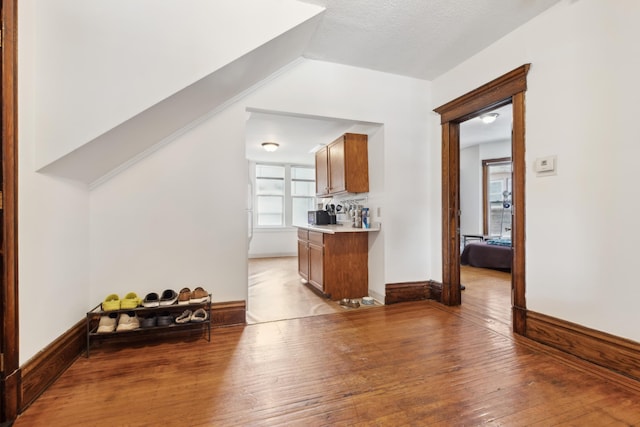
[14,262,640,426]
[247,257,381,324]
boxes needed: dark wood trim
[526,310,640,383]
[1,0,20,422]
[210,300,246,327]
[19,320,85,412]
[440,122,461,306]
[511,91,527,335]
[481,157,511,236]
[17,300,246,414]
[385,282,430,304]
[434,64,529,318]
[434,64,530,123]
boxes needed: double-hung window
[255,164,315,228]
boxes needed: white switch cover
[535,155,557,176]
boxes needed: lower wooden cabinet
[297,228,368,300]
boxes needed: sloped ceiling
[39,14,324,184]
[37,0,561,185]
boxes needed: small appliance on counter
[308,210,330,225]
[325,204,337,224]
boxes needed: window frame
[253,162,315,229]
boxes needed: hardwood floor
[13,264,640,426]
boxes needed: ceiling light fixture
[261,142,279,152]
[480,113,499,124]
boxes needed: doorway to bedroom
[459,105,513,333]
[434,64,528,335]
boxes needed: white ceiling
[301,0,560,81]
[247,0,559,164]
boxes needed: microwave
[308,210,330,225]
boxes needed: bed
[460,239,512,271]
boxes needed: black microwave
[308,210,330,225]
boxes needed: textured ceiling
[247,0,559,163]
[301,0,561,80]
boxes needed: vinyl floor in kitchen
[247,256,380,324]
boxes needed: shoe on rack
[190,308,209,323]
[97,312,118,333]
[159,289,178,306]
[178,287,191,305]
[175,310,192,324]
[140,313,157,328]
[121,292,142,309]
[189,287,210,304]
[102,294,120,311]
[142,292,160,308]
[156,311,173,327]
[116,312,140,332]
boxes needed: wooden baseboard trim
[210,300,246,327]
[385,281,432,304]
[526,310,640,383]
[19,319,85,412]
[18,300,247,414]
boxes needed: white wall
[90,105,248,304]
[459,145,481,236]
[18,0,92,364]
[432,0,640,342]
[249,229,298,258]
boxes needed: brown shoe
[189,286,210,304]
[178,287,191,305]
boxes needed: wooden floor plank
[13,262,640,426]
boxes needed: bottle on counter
[353,205,362,228]
[362,207,369,229]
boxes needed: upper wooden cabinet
[315,133,369,196]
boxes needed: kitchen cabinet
[315,133,369,196]
[297,228,368,300]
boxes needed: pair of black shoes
[140,312,173,328]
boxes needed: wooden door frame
[1,0,19,421]
[434,64,529,335]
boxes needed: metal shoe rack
[85,295,212,357]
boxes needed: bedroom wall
[432,0,640,342]
[90,60,431,312]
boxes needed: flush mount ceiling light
[261,142,279,152]
[480,113,499,124]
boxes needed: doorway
[459,105,513,331]
[434,64,529,335]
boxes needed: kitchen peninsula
[296,223,380,301]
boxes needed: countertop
[297,222,381,234]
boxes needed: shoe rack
[85,296,212,358]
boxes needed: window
[483,158,512,238]
[291,166,316,226]
[255,164,315,228]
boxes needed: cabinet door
[328,137,345,194]
[315,146,329,196]
[308,242,324,292]
[297,239,309,280]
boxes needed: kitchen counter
[296,223,381,234]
